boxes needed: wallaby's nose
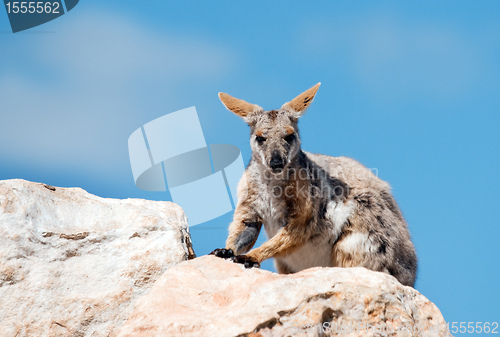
[270,152,284,172]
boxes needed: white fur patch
[337,232,376,254]
[325,200,355,238]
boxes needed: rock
[0,179,195,337]
[118,255,452,337]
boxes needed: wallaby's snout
[270,151,285,172]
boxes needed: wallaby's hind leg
[332,231,416,287]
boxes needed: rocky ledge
[119,255,452,337]
[0,179,451,337]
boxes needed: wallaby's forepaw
[233,255,260,269]
[209,248,235,259]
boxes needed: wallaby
[210,83,417,287]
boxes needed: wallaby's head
[219,83,320,173]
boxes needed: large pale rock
[0,179,195,337]
[119,256,452,337]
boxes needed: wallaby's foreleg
[240,197,313,265]
[241,223,307,265]
[224,198,262,254]
[210,201,261,266]
[231,196,313,268]
[226,221,262,255]
[225,219,263,268]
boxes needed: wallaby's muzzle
[270,151,285,172]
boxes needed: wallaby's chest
[258,188,287,239]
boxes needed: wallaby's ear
[219,92,263,122]
[281,82,321,118]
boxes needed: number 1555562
[5,2,61,14]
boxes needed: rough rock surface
[119,255,452,337]
[0,179,195,337]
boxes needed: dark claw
[209,248,235,259]
[233,255,260,269]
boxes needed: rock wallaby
[210,83,417,287]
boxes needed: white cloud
[38,11,233,83]
[299,13,485,102]
[0,9,235,175]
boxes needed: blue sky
[1,1,499,331]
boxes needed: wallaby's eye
[255,136,266,144]
[284,133,296,143]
